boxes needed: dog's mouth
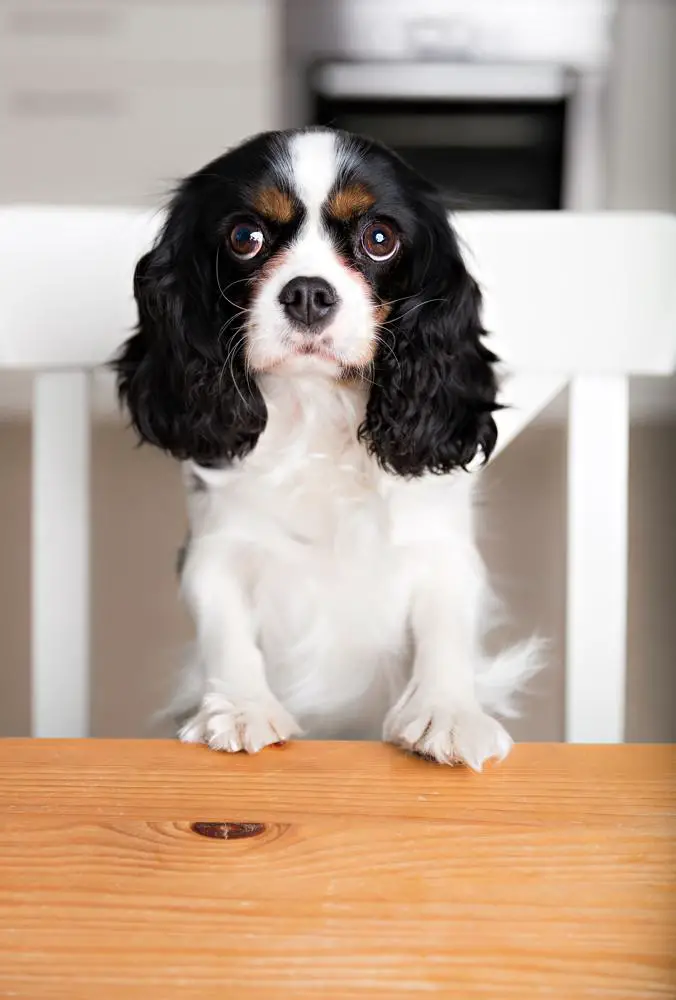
[293,340,336,358]
[285,333,342,364]
[251,340,343,375]
[249,321,375,374]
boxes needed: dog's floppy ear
[360,193,499,477]
[115,184,266,465]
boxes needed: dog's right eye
[229,222,265,260]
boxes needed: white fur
[175,370,541,770]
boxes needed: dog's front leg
[384,548,512,770]
[178,540,300,752]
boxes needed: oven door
[312,61,571,211]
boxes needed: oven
[285,0,616,211]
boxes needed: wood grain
[0,740,674,999]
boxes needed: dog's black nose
[278,276,338,330]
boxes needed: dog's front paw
[178,691,301,753]
[384,686,512,771]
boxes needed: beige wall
[1,417,675,741]
[0,423,31,736]
[90,424,191,738]
[607,0,676,212]
[626,426,676,741]
[479,427,567,742]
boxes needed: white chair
[2,206,675,742]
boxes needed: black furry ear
[114,185,266,465]
[360,202,499,477]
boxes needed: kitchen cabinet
[0,0,281,204]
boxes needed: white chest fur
[182,371,476,737]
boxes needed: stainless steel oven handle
[313,61,572,102]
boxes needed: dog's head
[116,127,499,475]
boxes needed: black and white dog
[116,127,539,769]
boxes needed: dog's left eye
[229,222,265,260]
[361,220,400,262]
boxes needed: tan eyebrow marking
[252,186,296,224]
[327,183,376,221]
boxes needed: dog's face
[116,128,499,475]
[238,130,405,373]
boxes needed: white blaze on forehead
[281,130,351,275]
[288,130,340,223]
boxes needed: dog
[116,127,540,770]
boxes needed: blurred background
[0,0,674,741]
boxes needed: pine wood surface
[0,739,674,999]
